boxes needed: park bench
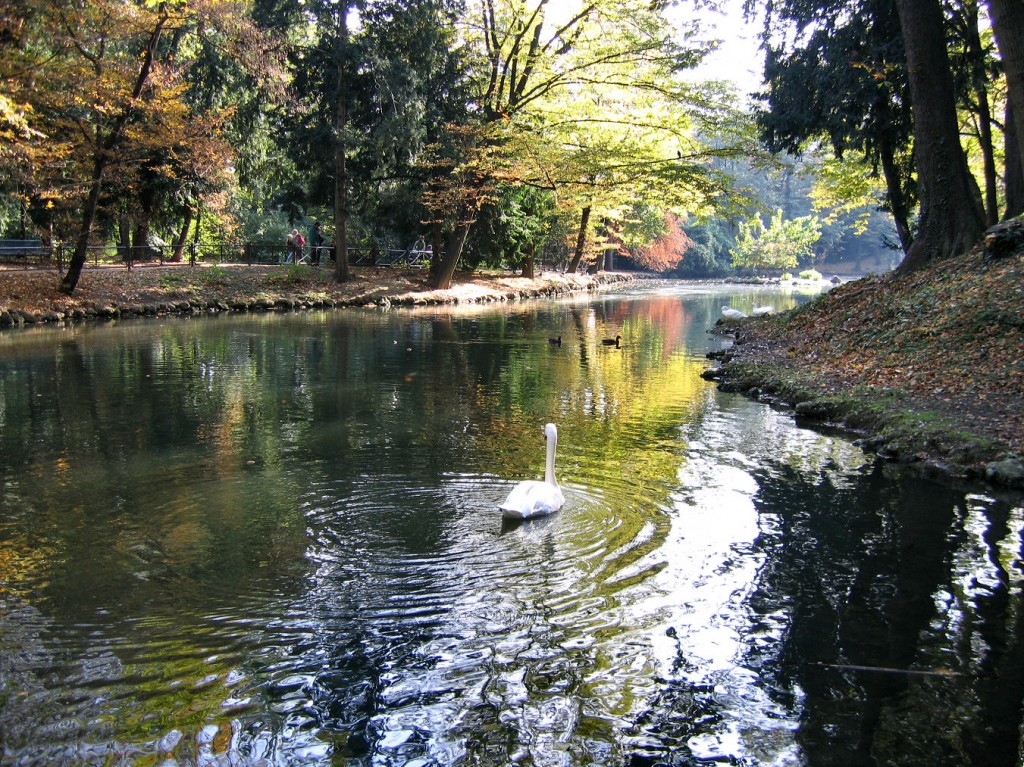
[0,239,47,260]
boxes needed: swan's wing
[500,480,564,519]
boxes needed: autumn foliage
[625,213,694,272]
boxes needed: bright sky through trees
[546,0,763,92]
[687,0,763,93]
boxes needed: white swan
[752,305,774,316]
[500,423,565,520]
[721,306,747,320]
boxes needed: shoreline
[0,264,633,329]
[700,248,1024,491]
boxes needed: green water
[0,281,1022,766]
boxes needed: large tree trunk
[1005,102,1024,217]
[429,221,443,281]
[333,2,350,283]
[988,0,1024,197]
[431,221,471,290]
[132,181,161,263]
[521,242,535,278]
[567,205,591,273]
[893,0,985,274]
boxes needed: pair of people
[287,223,324,265]
[285,229,305,263]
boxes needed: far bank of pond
[0,265,633,328]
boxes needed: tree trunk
[429,221,443,281]
[521,242,535,278]
[962,1,999,226]
[973,95,999,227]
[172,205,194,262]
[132,218,151,266]
[60,14,168,294]
[893,0,985,274]
[61,157,106,293]
[333,2,350,283]
[1005,102,1024,217]
[133,180,159,263]
[878,138,914,253]
[988,0,1024,195]
[567,205,591,273]
[118,218,131,257]
[431,221,470,290]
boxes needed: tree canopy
[2,0,1023,289]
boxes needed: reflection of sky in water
[646,394,874,765]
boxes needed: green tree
[893,0,985,272]
[422,0,741,288]
[675,218,734,277]
[755,0,916,253]
[282,0,473,279]
[729,208,821,272]
[472,184,556,276]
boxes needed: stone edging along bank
[0,271,633,330]
[701,327,1024,492]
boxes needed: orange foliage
[629,213,694,272]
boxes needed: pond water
[1,280,1023,766]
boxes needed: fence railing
[0,241,567,273]
[0,242,432,271]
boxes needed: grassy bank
[703,242,1024,488]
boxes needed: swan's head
[544,423,558,442]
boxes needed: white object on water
[721,306,747,320]
[500,423,565,520]
[752,305,774,316]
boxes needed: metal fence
[0,240,564,272]
[0,241,386,270]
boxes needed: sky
[674,0,765,94]
[545,0,765,94]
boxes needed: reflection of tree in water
[751,462,1024,767]
[625,460,1024,766]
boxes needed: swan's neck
[544,432,558,487]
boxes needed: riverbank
[702,240,1024,489]
[0,264,631,328]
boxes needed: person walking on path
[309,222,324,266]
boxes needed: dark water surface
[1,281,1022,766]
